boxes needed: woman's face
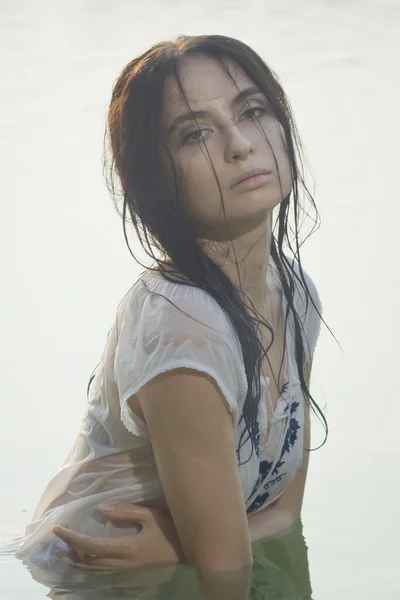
[162,54,292,240]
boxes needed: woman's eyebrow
[168,85,263,135]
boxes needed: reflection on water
[22,520,310,599]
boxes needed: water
[1,0,399,597]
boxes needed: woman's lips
[233,172,272,191]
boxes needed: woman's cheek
[184,167,224,225]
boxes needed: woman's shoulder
[280,255,322,318]
[113,268,247,434]
[118,267,237,341]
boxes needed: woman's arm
[135,367,254,599]
[135,367,252,572]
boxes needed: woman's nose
[224,125,253,162]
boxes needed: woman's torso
[15,254,317,561]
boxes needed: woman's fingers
[55,551,125,571]
[99,502,154,523]
[52,526,130,559]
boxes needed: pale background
[1,0,399,598]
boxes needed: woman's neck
[202,212,274,313]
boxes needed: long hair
[103,34,339,462]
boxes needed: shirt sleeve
[114,280,246,440]
[291,261,323,362]
[301,268,323,362]
[304,272,323,360]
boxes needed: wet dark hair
[104,34,339,462]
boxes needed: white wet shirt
[13,253,322,567]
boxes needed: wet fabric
[11,253,322,568]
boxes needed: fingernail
[99,503,115,512]
[52,526,63,535]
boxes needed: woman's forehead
[162,54,256,120]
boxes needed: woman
[13,34,331,592]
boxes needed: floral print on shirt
[246,397,300,514]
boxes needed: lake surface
[1,0,399,598]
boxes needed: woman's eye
[242,106,267,120]
[181,107,266,144]
[182,128,207,144]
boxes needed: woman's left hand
[52,503,184,571]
